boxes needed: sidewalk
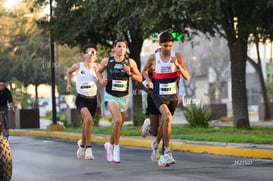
[9,113,273,160]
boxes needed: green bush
[183,103,212,128]
[44,110,52,120]
[93,114,101,126]
[134,107,147,126]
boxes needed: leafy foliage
[27,0,273,127]
[178,0,273,127]
[183,103,212,128]
[9,78,32,108]
[36,0,194,63]
[0,0,51,95]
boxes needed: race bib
[112,80,128,91]
[80,81,97,96]
[159,82,177,95]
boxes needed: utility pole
[50,0,57,124]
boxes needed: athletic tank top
[76,62,98,97]
[152,51,180,100]
[105,56,130,97]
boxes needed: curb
[10,129,273,160]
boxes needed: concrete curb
[10,129,273,160]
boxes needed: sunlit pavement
[10,112,273,160]
[10,136,273,181]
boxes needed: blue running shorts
[104,92,129,112]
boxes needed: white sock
[164,147,170,154]
[153,142,158,149]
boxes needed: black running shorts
[75,95,97,118]
[147,94,178,115]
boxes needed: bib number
[80,82,97,96]
[112,80,128,91]
[159,82,177,95]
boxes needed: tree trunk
[229,40,250,128]
[257,70,271,121]
[127,33,144,126]
[247,56,271,121]
[247,33,271,121]
[34,84,39,108]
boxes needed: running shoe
[76,140,85,159]
[158,155,169,167]
[164,151,176,164]
[85,147,94,160]
[151,142,160,163]
[112,145,120,163]
[140,118,150,138]
[104,142,113,162]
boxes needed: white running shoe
[85,147,94,160]
[112,145,120,163]
[158,155,169,167]
[77,140,85,159]
[164,151,176,164]
[104,142,113,162]
[151,142,160,163]
[140,118,150,138]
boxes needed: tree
[177,0,273,128]
[36,0,192,125]
[36,0,273,127]
[0,0,51,107]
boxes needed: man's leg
[150,114,161,162]
[107,101,123,145]
[107,101,123,163]
[158,104,172,148]
[3,111,9,139]
[80,107,94,160]
[157,104,176,166]
[150,114,160,136]
[80,107,93,146]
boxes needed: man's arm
[174,53,190,80]
[66,63,79,93]
[95,58,108,87]
[8,102,14,111]
[125,58,143,83]
[142,54,155,89]
[7,89,14,111]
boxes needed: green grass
[64,124,273,144]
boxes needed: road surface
[9,136,273,181]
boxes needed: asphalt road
[9,136,273,181]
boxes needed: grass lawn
[64,123,273,144]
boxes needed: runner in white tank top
[66,43,99,160]
[76,62,98,97]
[142,32,190,167]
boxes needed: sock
[153,142,158,149]
[164,147,170,154]
[86,145,91,148]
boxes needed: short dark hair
[159,31,174,43]
[113,38,128,47]
[82,43,97,53]
[0,80,6,83]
